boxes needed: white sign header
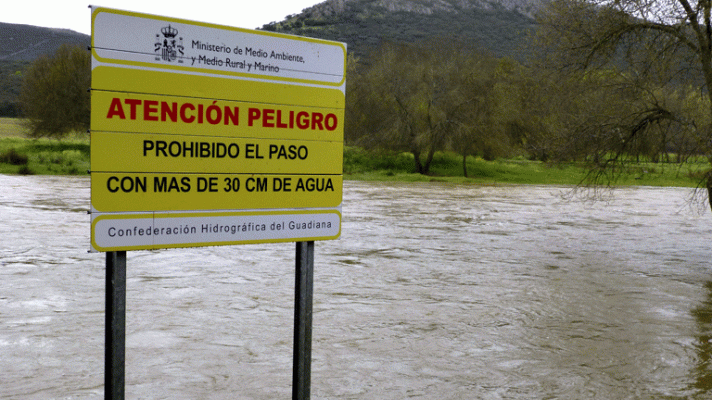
[92,8,346,85]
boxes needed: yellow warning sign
[91,89,344,142]
[91,173,343,212]
[90,6,345,251]
[91,132,343,175]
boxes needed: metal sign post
[105,251,126,400]
[104,245,316,400]
[293,241,314,400]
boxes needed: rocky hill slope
[260,0,541,59]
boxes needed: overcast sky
[2,0,324,35]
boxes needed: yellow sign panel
[91,132,343,174]
[91,66,345,109]
[91,90,344,142]
[91,173,343,212]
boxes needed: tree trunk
[411,148,424,174]
[422,146,437,175]
[463,154,469,178]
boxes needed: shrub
[0,148,28,165]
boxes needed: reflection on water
[1,175,712,399]
[692,281,712,395]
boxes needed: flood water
[2,174,712,399]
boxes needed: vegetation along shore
[1,117,706,188]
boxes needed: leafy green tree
[446,55,509,176]
[0,61,28,117]
[347,41,443,174]
[19,44,90,138]
[347,40,509,175]
[488,58,567,163]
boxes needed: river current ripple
[2,175,712,399]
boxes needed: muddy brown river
[2,174,712,399]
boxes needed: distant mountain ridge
[0,0,540,64]
[298,0,543,19]
[0,22,89,61]
[0,23,89,116]
[260,0,542,59]
[0,0,542,116]
[0,0,541,62]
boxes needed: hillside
[0,22,89,62]
[260,0,540,59]
[0,0,540,117]
[0,23,90,117]
[0,61,25,116]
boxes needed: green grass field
[0,117,24,138]
[343,146,707,188]
[0,118,90,175]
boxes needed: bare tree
[537,0,712,208]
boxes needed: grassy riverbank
[0,117,707,187]
[343,146,707,188]
[0,119,89,175]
